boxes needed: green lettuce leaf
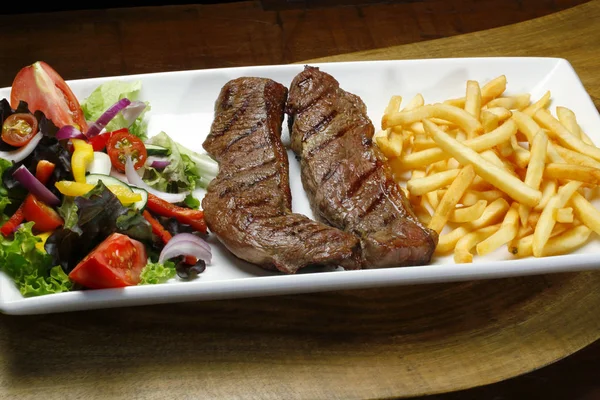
[0,222,72,297]
[143,131,198,192]
[143,131,218,194]
[138,260,176,285]
[81,80,150,140]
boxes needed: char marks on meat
[202,77,362,274]
[286,66,438,268]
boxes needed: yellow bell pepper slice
[35,231,52,253]
[55,181,142,205]
[71,139,94,183]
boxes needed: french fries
[377,75,599,262]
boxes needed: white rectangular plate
[1,57,599,315]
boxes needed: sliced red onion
[125,156,189,203]
[159,233,212,265]
[146,156,171,169]
[120,100,147,126]
[12,165,60,206]
[56,125,85,141]
[85,98,132,138]
[0,131,43,163]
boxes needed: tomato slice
[1,113,38,147]
[22,195,64,232]
[10,61,88,131]
[88,128,127,152]
[68,233,148,289]
[106,130,148,173]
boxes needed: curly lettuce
[138,260,176,285]
[0,222,72,297]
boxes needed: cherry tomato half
[68,233,148,289]
[22,195,64,232]
[1,113,38,147]
[10,61,88,131]
[106,130,148,173]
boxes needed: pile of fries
[375,75,600,263]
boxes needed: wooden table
[0,1,599,399]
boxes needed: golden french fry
[444,97,465,108]
[532,181,582,257]
[518,130,548,225]
[449,199,487,223]
[554,207,574,223]
[436,198,510,254]
[412,136,438,152]
[397,119,517,171]
[409,121,426,136]
[485,107,513,121]
[428,165,476,233]
[481,110,500,133]
[534,179,557,211]
[570,191,600,235]
[375,130,403,160]
[497,138,513,158]
[522,90,551,116]
[423,119,541,207]
[487,94,531,110]
[425,190,440,210]
[460,189,507,206]
[510,224,584,257]
[413,202,432,226]
[427,160,449,174]
[402,93,424,111]
[385,95,402,116]
[383,104,483,136]
[476,203,519,256]
[541,225,592,256]
[481,75,507,105]
[510,135,531,169]
[429,117,454,126]
[464,80,482,123]
[543,163,600,186]
[407,169,460,196]
[554,145,600,169]
[534,109,600,162]
[454,224,501,263]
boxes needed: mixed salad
[0,61,219,297]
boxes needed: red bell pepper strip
[142,209,197,265]
[145,193,207,234]
[0,206,25,237]
[35,160,57,185]
[1,160,56,237]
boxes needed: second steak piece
[202,77,362,274]
[286,66,438,268]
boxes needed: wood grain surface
[0,1,599,399]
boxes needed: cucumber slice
[85,174,148,210]
[145,144,170,156]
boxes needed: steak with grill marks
[202,77,362,274]
[285,66,438,268]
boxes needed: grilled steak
[286,66,438,268]
[202,77,362,274]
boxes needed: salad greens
[0,222,72,297]
[143,131,218,194]
[0,64,217,297]
[45,181,155,273]
[81,80,150,140]
[139,260,176,285]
